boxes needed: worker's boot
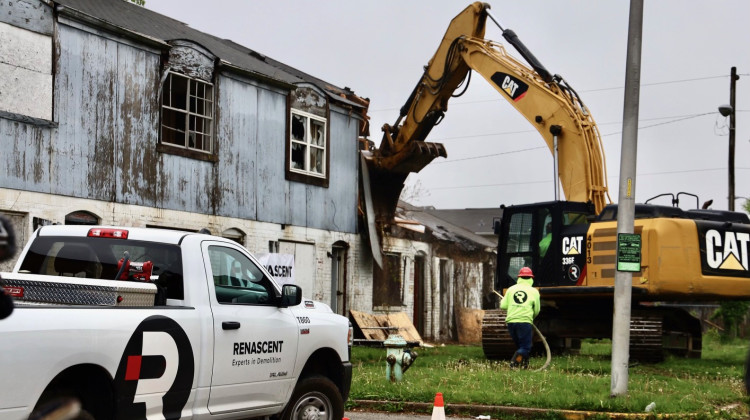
[521,354,530,369]
[509,351,523,369]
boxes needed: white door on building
[280,241,315,299]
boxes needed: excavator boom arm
[362,2,611,267]
[456,38,611,212]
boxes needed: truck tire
[280,375,344,420]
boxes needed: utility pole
[728,66,739,211]
[611,0,643,397]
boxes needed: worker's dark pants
[507,322,533,356]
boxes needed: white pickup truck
[0,225,352,420]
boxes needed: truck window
[18,236,184,300]
[208,246,275,305]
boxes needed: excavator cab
[495,201,595,290]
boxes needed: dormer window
[158,40,216,161]
[290,110,326,177]
[161,71,214,153]
[286,85,329,187]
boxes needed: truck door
[202,241,299,416]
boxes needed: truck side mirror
[279,284,302,308]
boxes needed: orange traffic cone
[431,392,446,420]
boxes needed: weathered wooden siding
[254,86,287,224]
[54,26,118,201]
[115,40,161,207]
[0,119,53,189]
[216,75,269,221]
[2,18,359,233]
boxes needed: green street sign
[617,233,641,272]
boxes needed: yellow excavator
[361,2,750,361]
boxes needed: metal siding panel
[325,111,358,232]
[255,87,287,224]
[54,26,116,200]
[305,185,325,228]
[0,118,52,191]
[286,182,307,227]
[114,43,160,207]
[158,155,213,214]
[215,76,257,220]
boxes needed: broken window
[289,109,326,177]
[161,71,214,153]
[373,253,403,307]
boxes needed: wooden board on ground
[456,307,485,344]
[350,310,423,345]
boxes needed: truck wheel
[281,375,344,420]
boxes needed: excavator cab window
[497,206,551,289]
[502,210,534,289]
[497,202,596,290]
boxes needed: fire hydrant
[384,334,417,382]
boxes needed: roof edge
[54,2,169,49]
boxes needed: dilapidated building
[364,201,499,342]
[0,0,370,316]
[1,0,501,343]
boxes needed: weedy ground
[348,330,749,419]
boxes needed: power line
[582,75,736,93]
[369,74,748,113]
[430,112,718,164]
[601,112,715,137]
[431,146,547,164]
[426,111,722,143]
[426,167,750,191]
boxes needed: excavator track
[629,312,664,363]
[481,307,692,363]
[481,309,516,360]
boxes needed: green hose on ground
[493,289,551,371]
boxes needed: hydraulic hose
[493,290,551,371]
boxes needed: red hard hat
[518,267,534,278]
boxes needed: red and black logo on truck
[114,316,194,420]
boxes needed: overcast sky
[146,1,749,212]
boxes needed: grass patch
[348,331,749,419]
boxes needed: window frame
[207,244,278,306]
[285,107,330,188]
[158,71,217,161]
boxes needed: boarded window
[373,253,402,307]
[161,71,214,153]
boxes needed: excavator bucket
[359,146,444,269]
